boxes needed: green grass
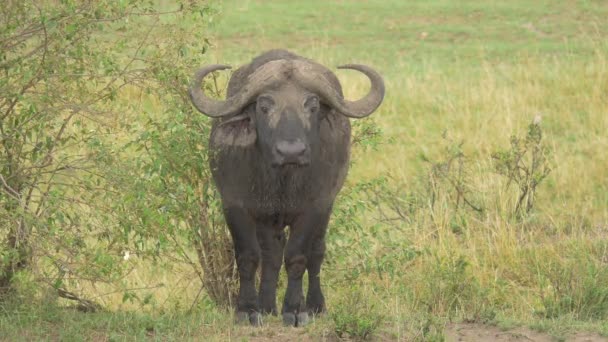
[2,0,608,340]
[209,0,608,70]
[0,294,234,341]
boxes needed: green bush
[330,285,384,340]
[492,117,552,218]
[538,250,608,320]
[0,0,224,307]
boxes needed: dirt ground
[445,323,608,342]
[228,322,607,342]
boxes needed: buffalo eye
[304,95,320,114]
[257,95,275,114]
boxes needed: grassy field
[2,0,608,341]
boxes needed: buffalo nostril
[275,140,307,157]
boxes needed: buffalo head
[189,58,385,167]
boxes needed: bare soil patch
[445,323,607,342]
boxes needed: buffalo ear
[210,112,257,147]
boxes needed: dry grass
[2,0,608,340]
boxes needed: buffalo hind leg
[257,228,286,315]
[224,207,262,326]
[282,208,331,327]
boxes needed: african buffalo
[189,49,385,326]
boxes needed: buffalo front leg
[257,227,286,315]
[306,224,328,315]
[224,207,262,326]
[282,208,331,327]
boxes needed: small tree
[1,0,227,307]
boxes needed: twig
[0,174,21,200]
[56,288,103,313]
[189,285,205,313]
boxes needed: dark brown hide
[189,49,384,327]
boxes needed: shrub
[330,285,385,340]
[492,116,552,217]
[0,0,229,308]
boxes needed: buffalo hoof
[282,311,309,327]
[307,303,325,315]
[235,311,263,326]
